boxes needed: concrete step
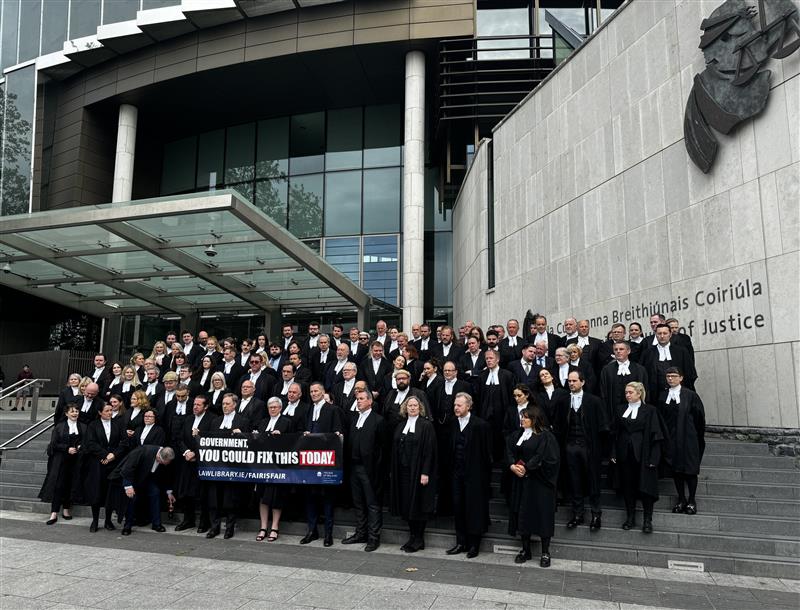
[3,498,798,580]
[699,467,800,484]
[701,454,798,469]
[703,440,771,456]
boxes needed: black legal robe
[132,424,166,447]
[390,417,437,520]
[565,336,603,371]
[55,387,82,424]
[80,418,129,506]
[282,401,310,433]
[358,357,393,400]
[536,387,568,426]
[610,402,664,499]
[381,388,431,436]
[657,388,705,476]
[449,415,493,537]
[217,360,245,389]
[38,421,86,504]
[641,344,697,402]
[600,361,649,422]
[346,410,385,495]
[475,367,515,433]
[505,428,560,538]
[174,412,215,500]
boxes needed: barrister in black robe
[446,394,492,558]
[458,338,486,397]
[205,372,227,416]
[434,364,472,516]
[81,403,129,531]
[108,444,175,535]
[507,344,542,391]
[476,350,515,460]
[330,364,359,420]
[39,405,86,523]
[55,374,83,424]
[359,342,392,404]
[381,372,431,437]
[390,396,437,553]
[610,381,664,533]
[173,395,215,532]
[192,356,216,393]
[281,382,310,433]
[641,325,697,402]
[132,410,166,447]
[341,390,385,551]
[402,346,425,390]
[234,379,267,430]
[300,383,343,547]
[499,320,525,368]
[565,321,603,372]
[595,324,628,374]
[255,398,294,542]
[550,348,580,390]
[506,407,560,566]
[657,368,705,515]
[552,371,609,529]
[206,394,252,539]
[536,369,568,426]
[217,351,245,389]
[76,386,104,426]
[565,344,597,395]
[236,356,277,402]
[421,361,445,422]
[599,341,649,423]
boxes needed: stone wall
[453,0,800,428]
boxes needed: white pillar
[112,104,138,202]
[402,50,425,331]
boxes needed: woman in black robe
[123,390,149,439]
[506,407,560,567]
[535,369,567,427]
[132,409,166,447]
[206,372,227,416]
[39,404,85,524]
[55,373,83,424]
[118,365,142,409]
[255,397,293,542]
[81,403,129,531]
[390,396,437,553]
[657,367,705,515]
[193,356,215,393]
[611,381,664,533]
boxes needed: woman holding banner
[390,396,437,553]
[255,397,293,542]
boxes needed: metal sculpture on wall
[684,0,799,173]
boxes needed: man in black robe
[476,350,514,460]
[341,389,384,552]
[642,324,697,401]
[553,371,608,531]
[173,395,214,533]
[447,392,492,558]
[600,341,649,423]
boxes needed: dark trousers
[208,483,237,529]
[350,464,381,541]
[453,473,481,548]
[306,487,334,535]
[124,478,161,528]
[566,441,601,515]
[673,473,698,503]
[181,493,210,527]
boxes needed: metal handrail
[0,413,55,469]
[0,379,30,401]
[0,378,52,422]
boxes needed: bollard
[30,381,41,424]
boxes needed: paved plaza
[0,511,798,610]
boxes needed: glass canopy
[0,191,374,319]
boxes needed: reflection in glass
[18,0,42,63]
[363,236,398,305]
[1,0,20,71]
[325,237,360,284]
[288,174,323,238]
[41,0,69,55]
[476,6,530,59]
[161,137,197,195]
[225,123,255,184]
[324,171,361,236]
[257,117,289,178]
[197,130,225,189]
[326,107,362,171]
[70,0,102,39]
[363,168,400,234]
[255,177,288,227]
[1,67,35,216]
[290,112,325,175]
[364,105,401,167]
[103,0,139,24]
[229,182,254,204]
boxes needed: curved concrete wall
[453,0,800,428]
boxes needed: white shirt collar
[284,401,299,416]
[517,428,533,445]
[667,386,682,404]
[402,415,418,434]
[220,412,235,429]
[458,411,471,431]
[67,420,79,434]
[617,360,631,375]
[622,401,642,419]
[426,373,437,387]
[356,408,371,428]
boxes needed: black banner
[197,432,343,484]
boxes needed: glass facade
[159,104,403,305]
[0,65,35,216]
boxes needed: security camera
[2,262,10,274]
[204,245,217,258]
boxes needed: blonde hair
[121,365,142,387]
[150,341,168,359]
[626,381,646,403]
[399,396,427,419]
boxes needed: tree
[0,86,33,216]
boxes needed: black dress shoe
[175,521,196,532]
[89,521,98,533]
[342,534,367,545]
[104,521,116,531]
[197,523,210,534]
[364,540,380,552]
[46,517,58,525]
[622,519,634,530]
[642,520,653,534]
[685,503,697,515]
[152,524,166,533]
[206,526,220,539]
[672,502,686,514]
[466,547,479,559]
[121,528,132,536]
[514,550,529,564]
[323,533,333,547]
[224,527,235,540]
[589,515,602,531]
[406,538,424,553]
[61,513,73,521]
[300,531,319,544]
[446,544,466,555]
[566,515,584,529]
[540,553,551,568]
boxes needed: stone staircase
[1,419,798,579]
